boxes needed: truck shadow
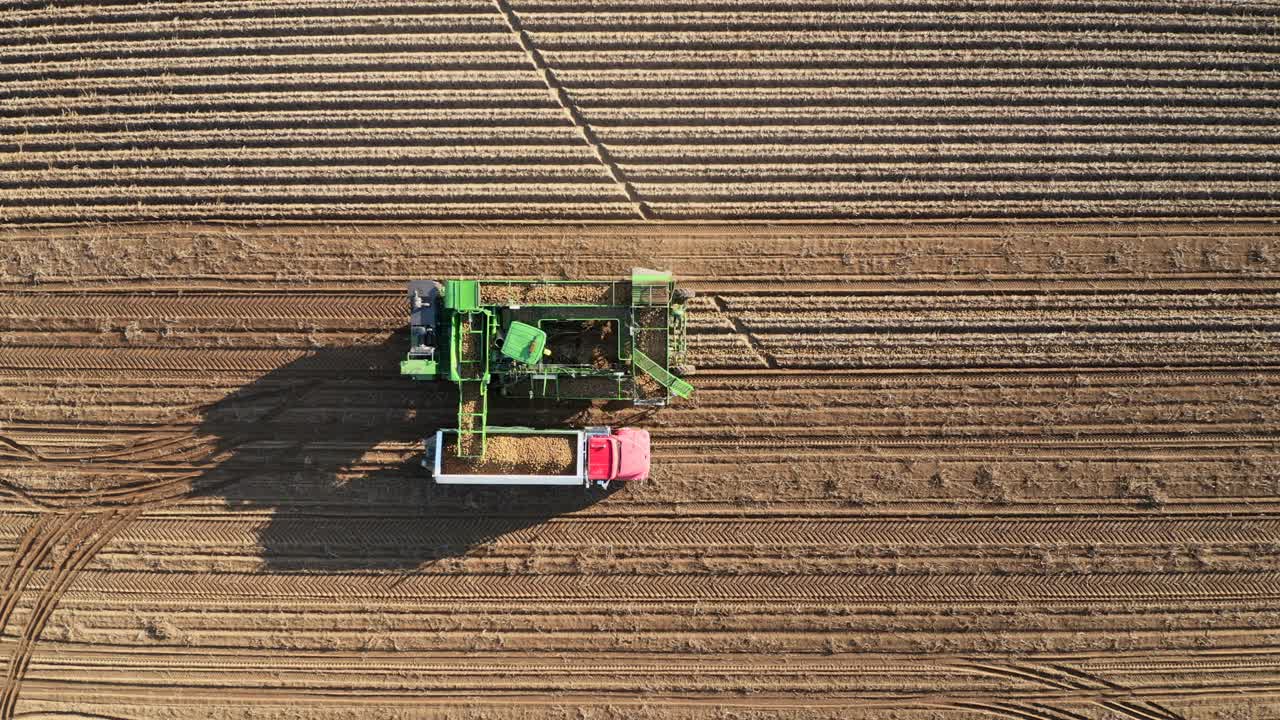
[194,331,616,571]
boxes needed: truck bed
[432,429,584,485]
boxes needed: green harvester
[401,268,695,461]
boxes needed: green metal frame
[627,267,689,402]
[445,280,481,311]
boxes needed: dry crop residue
[0,221,1278,719]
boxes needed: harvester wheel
[672,287,696,303]
[672,364,697,377]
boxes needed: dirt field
[0,220,1277,719]
[3,1,1280,221]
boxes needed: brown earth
[0,220,1278,720]
[3,2,1280,222]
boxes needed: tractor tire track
[0,510,137,720]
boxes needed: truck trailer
[427,426,650,488]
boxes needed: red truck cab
[587,428,650,483]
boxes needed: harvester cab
[400,268,693,487]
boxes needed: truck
[400,268,692,487]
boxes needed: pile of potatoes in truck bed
[440,433,578,476]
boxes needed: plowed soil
[0,220,1278,719]
[3,2,1280,221]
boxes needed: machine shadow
[194,331,615,572]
